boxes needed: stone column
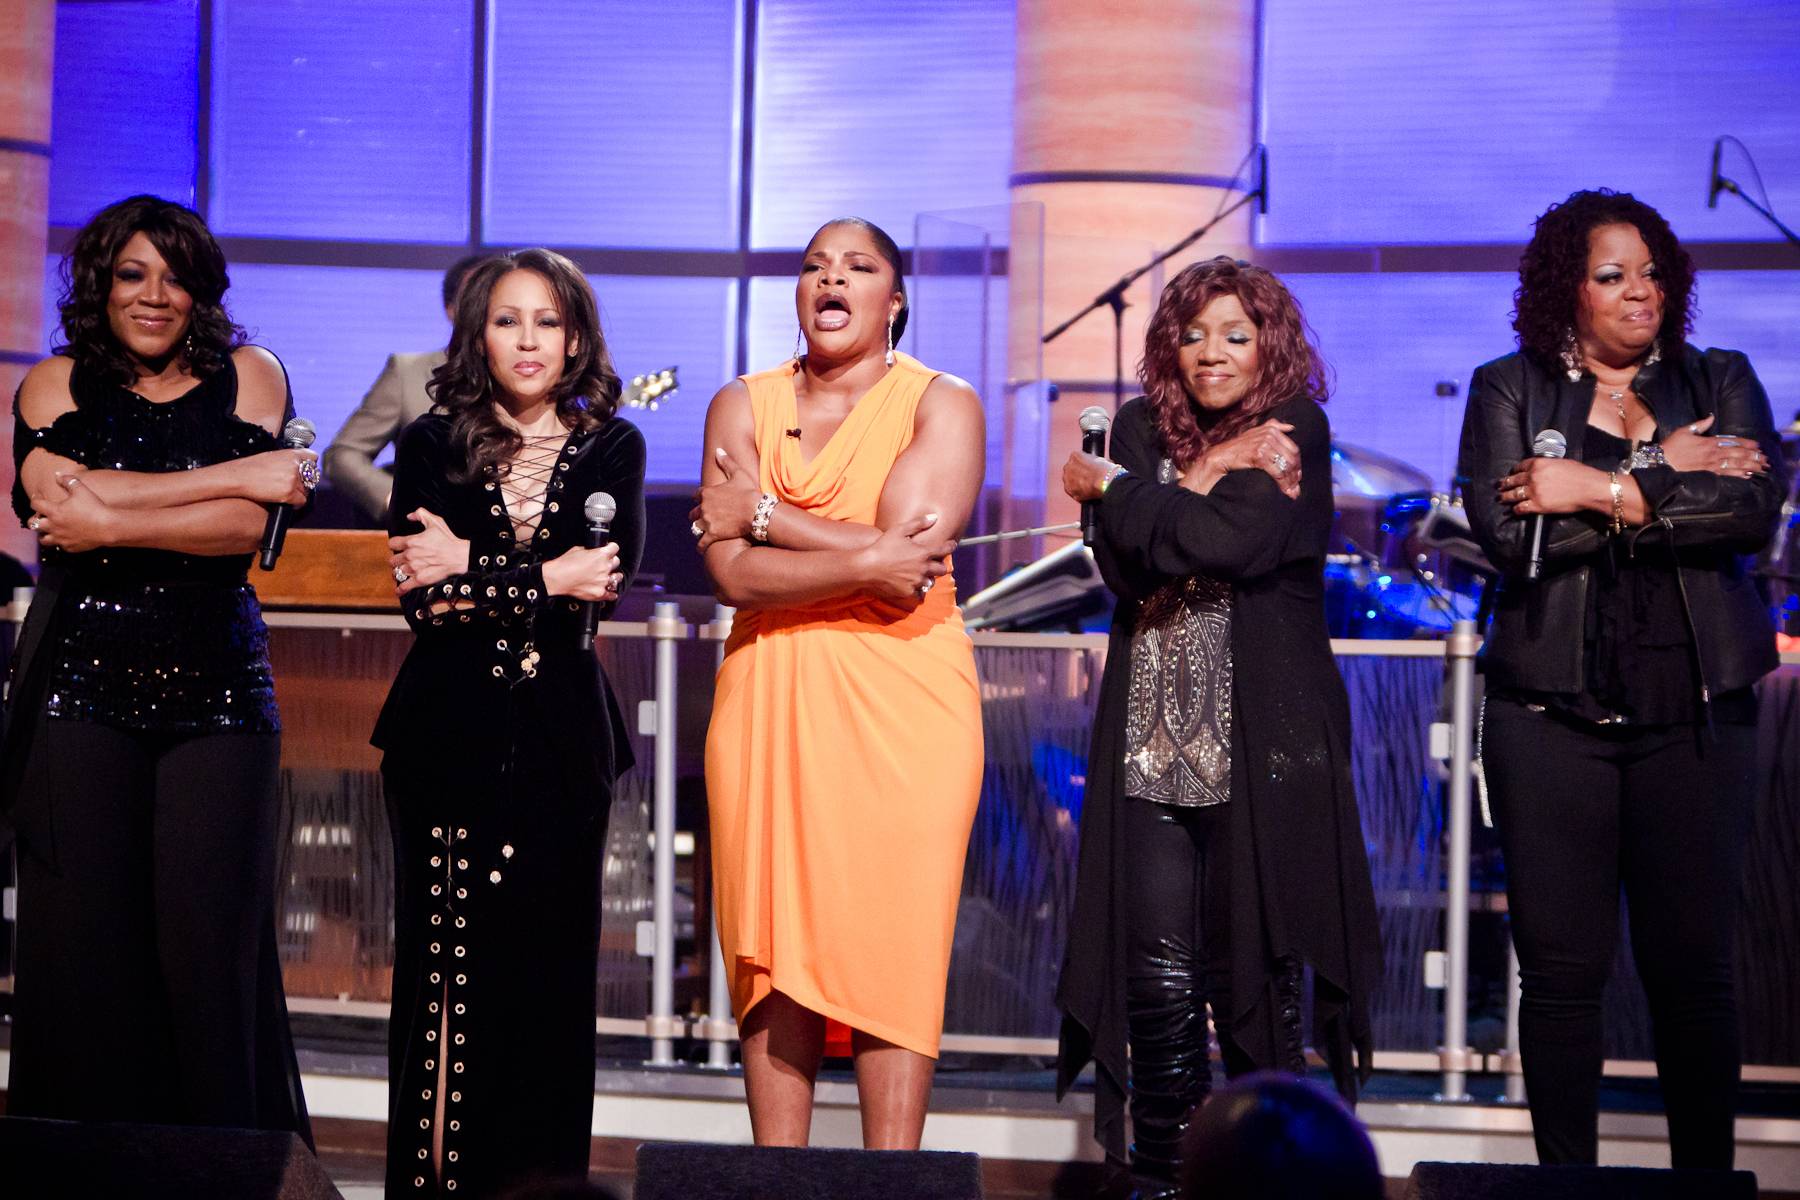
[1011,0,1257,535]
[0,0,55,566]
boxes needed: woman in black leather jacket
[1457,189,1785,1169]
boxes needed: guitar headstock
[621,366,679,411]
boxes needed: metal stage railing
[5,596,1798,1101]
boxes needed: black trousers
[1483,696,1755,1168]
[1121,796,1242,1186]
[9,719,309,1140]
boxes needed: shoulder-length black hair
[55,194,245,387]
[1513,188,1696,366]
[429,248,622,485]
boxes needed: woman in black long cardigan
[376,249,646,1198]
[1057,257,1382,1197]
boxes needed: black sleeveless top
[10,356,285,734]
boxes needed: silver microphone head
[1077,406,1111,434]
[281,417,317,450]
[1532,429,1567,460]
[583,491,617,528]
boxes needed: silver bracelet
[1621,443,1667,473]
[749,492,778,543]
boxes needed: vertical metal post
[1438,618,1479,1102]
[1502,931,1526,1103]
[702,604,736,1069]
[647,601,688,1066]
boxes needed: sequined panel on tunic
[46,583,280,734]
[1122,573,1233,807]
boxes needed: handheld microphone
[258,417,316,570]
[1078,406,1112,548]
[578,491,617,651]
[1708,137,1724,209]
[1524,428,1567,581]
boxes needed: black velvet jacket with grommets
[371,411,646,811]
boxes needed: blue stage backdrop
[42,0,1800,490]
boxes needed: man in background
[322,252,488,523]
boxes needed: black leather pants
[1121,797,1239,1197]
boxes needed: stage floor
[4,1027,1798,1197]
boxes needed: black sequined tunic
[10,357,282,737]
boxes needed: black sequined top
[10,356,287,734]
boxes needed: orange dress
[705,353,984,1058]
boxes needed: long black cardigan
[1054,395,1383,1164]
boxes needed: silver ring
[393,566,411,584]
[919,578,935,596]
[298,458,321,490]
[690,521,704,538]
[1271,452,1290,473]
[27,516,41,531]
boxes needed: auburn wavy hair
[54,194,244,388]
[1140,256,1329,470]
[429,249,622,485]
[1513,189,1695,367]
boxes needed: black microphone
[578,491,617,651]
[1708,137,1725,209]
[258,417,316,570]
[1078,406,1111,548]
[1257,144,1270,214]
[1524,428,1567,581]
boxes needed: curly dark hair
[54,194,245,388]
[1512,189,1695,366]
[429,248,622,485]
[805,217,909,340]
[1140,256,1330,470]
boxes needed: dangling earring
[1643,339,1662,367]
[794,327,805,361]
[182,330,196,360]
[1559,328,1583,382]
[884,316,896,368]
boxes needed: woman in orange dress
[692,217,985,1149]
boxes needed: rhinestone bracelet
[750,492,778,543]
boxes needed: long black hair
[55,194,245,387]
[429,248,622,485]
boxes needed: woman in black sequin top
[1055,259,1382,1197]
[373,250,645,1198]
[4,195,315,1138]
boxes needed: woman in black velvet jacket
[374,249,646,1198]
[1457,190,1784,1169]
[1057,257,1381,1197]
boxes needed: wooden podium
[256,528,398,609]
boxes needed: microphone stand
[1715,177,1800,248]
[1041,185,1264,412]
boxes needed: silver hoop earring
[1559,328,1582,382]
[884,317,896,367]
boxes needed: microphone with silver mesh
[579,491,618,650]
[1524,428,1566,581]
[1078,406,1112,548]
[258,417,316,570]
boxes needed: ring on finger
[690,520,704,538]
[1271,452,1290,474]
[298,458,321,490]
[27,516,42,531]
[393,566,411,584]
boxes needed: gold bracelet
[1608,469,1625,536]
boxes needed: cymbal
[1330,440,1434,501]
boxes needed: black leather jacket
[1456,344,1785,699]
